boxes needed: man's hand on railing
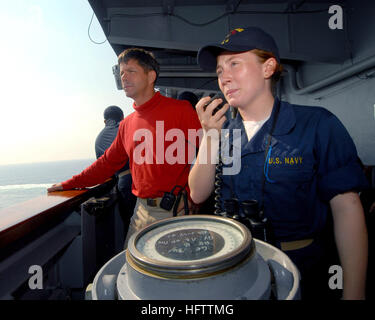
[47,183,63,192]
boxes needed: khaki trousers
[124,197,189,249]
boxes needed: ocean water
[0,159,95,210]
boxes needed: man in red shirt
[48,48,202,246]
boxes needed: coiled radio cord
[214,143,224,215]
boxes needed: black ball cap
[104,105,124,122]
[197,27,280,71]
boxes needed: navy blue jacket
[95,119,129,172]
[219,98,368,241]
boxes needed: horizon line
[0,158,96,167]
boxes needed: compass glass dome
[127,215,253,276]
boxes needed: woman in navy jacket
[189,27,368,299]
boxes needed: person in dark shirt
[177,91,199,110]
[95,105,136,238]
[95,106,125,158]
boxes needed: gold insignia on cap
[221,27,245,44]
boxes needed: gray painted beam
[0,221,80,299]
[104,3,348,63]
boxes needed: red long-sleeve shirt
[62,92,202,198]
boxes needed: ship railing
[0,178,125,300]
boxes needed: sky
[0,0,134,165]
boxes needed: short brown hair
[118,48,160,81]
[252,49,283,94]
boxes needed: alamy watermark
[328,5,343,30]
[132,122,242,175]
[28,265,43,290]
[328,265,343,290]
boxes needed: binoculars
[222,198,275,245]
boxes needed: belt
[118,169,130,178]
[142,197,192,214]
[143,197,163,207]
[280,238,314,251]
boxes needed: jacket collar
[104,119,120,127]
[225,98,296,155]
